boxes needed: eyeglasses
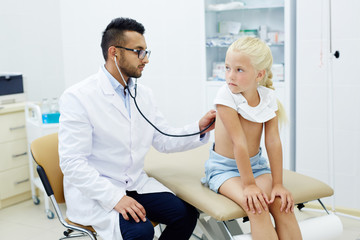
[115,46,151,60]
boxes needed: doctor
[58,17,216,240]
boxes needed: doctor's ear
[108,46,118,61]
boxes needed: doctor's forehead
[123,31,147,49]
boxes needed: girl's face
[225,50,260,94]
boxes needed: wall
[59,0,207,126]
[296,0,360,210]
[0,0,65,101]
[0,0,207,126]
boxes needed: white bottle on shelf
[41,98,50,124]
[50,97,59,113]
[41,97,60,124]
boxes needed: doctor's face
[117,31,149,79]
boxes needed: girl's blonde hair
[227,36,287,125]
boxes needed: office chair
[31,133,159,240]
[31,133,97,240]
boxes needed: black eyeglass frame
[115,46,151,59]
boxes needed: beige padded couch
[145,143,334,238]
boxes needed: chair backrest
[31,132,65,203]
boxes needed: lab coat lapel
[97,68,130,121]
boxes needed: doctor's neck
[105,61,129,88]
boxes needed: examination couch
[144,143,335,239]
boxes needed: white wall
[296,0,360,210]
[0,0,65,101]
[59,0,207,126]
[1,0,207,126]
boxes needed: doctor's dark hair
[101,17,145,61]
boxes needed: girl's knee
[244,206,273,223]
[269,198,297,223]
[269,197,291,212]
[269,197,286,212]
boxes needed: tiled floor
[1,197,360,240]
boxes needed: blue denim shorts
[201,146,271,193]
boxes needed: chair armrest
[37,165,54,197]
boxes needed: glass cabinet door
[204,0,285,82]
[203,0,295,170]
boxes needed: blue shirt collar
[101,65,134,92]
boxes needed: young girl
[202,36,302,240]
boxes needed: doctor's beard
[119,59,143,79]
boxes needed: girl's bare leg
[219,175,278,240]
[255,173,302,239]
[269,198,302,240]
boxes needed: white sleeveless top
[214,84,278,123]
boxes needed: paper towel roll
[299,213,343,240]
[234,213,342,240]
[234,233,252,240]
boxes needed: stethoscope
[114,56,215,137]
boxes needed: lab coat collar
[97,67,131,121]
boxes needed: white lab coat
[58,68,209,240]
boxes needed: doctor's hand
[114,196,147,223]
[199,110,216,133]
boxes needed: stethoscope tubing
[115,56,214,137]
[128,83,215,137]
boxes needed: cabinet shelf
[206,42,284,48]
[206,78,226,83]
[204,0,286,84]
[206,5,283,12]
[206,2,284,12]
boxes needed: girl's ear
[256,69,266,83]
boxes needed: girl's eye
[237,68,243,72]
[225,66,230,71]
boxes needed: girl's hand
[243,184,270,214]
[269,184,294,213]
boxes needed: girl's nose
[228,70,235,80]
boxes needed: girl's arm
[217,104,269,213]
[264,115,294,213]
[264,116,283,185]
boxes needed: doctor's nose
[142,55,149,64]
